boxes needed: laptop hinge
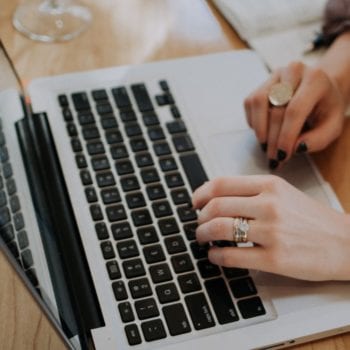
[16,112,105,347]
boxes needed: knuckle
[205,197,222,217]
[287,60,304,74]
[262,175,285,193]
[209,177,226,196]
[307,67,327,82]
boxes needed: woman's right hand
[244,61,346,169]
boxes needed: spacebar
[180,153,208,191]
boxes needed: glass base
[13,1,92,42]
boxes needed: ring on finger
[232,217,250,243]
[268,81,294,107]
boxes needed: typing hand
[244,61,346,169]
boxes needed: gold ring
[233,218,249,243]
[268,82,293,107]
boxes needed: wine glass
[13,0,92,42]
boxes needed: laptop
[1,39,350,350]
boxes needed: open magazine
[212,0,327,70]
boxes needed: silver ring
[233,217,249,243]
[268,82,293,107]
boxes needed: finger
[244,94,253,128]
[196,217,265,245]
[192,175,269,209]
[279,61,304,91]
[197,196,261,224]
[208,246,269,271]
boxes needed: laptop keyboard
[58,81,266,346]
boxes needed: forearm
[317,32,350,106]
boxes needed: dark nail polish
[296,142,308,153]
[269,159,279,170]
[260,142,267,153]
[277,149,287,161]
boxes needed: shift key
[185,293,215,330]
[180,153,208,191]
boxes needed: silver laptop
[1,39,350,350]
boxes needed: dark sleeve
[322,0,350,46]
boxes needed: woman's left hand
[192,175,350,281]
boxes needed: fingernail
[296,142,308,153]
[260,142,267,153]
[269,159,279,170]
[277,149,287,161]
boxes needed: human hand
[244,61,346,169]
[192,175,350,281]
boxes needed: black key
[165,172,184,188]
[159,80,169,91]
[155,94,167,106]
[80,170,92,185]
[159,157,177,172]
[110,144,128,159]
[101,116,118,129]
[143,244,165,264]
[125,123,142,138]
[0,146,9,163]
[90,204,103,221]
[71,138,82,152]
[17,230,29,249]
[177,206,197,222]
[0,207,11,226]
[170,105,181,119]
[173,135,194,152]
[10,196,20,213]
[85,187,98,203]
[115,160,134,175]
[166,120,186,134]
[237,297,266,319]
[152,200,172,218]
[135,153,153,168]
[171,253,194,273]
[92,89,108,101]
[101,241,115,259]
[163,304,191,336]
[197,259,221,279]
[3,163,12,179]
[185,293,215,330]
[78,111,95,125]
[0,224,14,242]
[72,92,90,111]
[106,204,127,222]
[8,241,19,258]
[158,218,179,236]
[190,241,209,260]
[82,125,100,140]
[123,258,146,278]
[120,110,137,123]
[149,263,172,284]
[125,324,142,346]
[96,102,113,115]
[117,239,139,259]
[153,142,171,156]
[164,235,186,254]
[142,112,159,126]
[92,156,110,171]
[58,94,69,107]
[101,188,121,204]
[141,319,166,342]
[75,154,87,169]
[120,176,140,192]
[146,184,166,200]
[223,267,249,279]
[178,273,201,294]
[26,268,39,287]
[148,127,165,141]
[106,129,123,144]
[183,223,197,241]
[180,153,208,191]
[229,277,257,299]
[112,280,128,300]
[21,249,33,269]
[137,226,159,245]
[106,260,121,280]
[131,84,154,112]
[140,168,159,184]
[96,172,115,187]
[205,278,239,324]
[118,302,135,323]
[131,209,152,227]
[87,141,105,156]
[130,138,148,152]
[95,222,109,240]
[0,191,6,207]
[112,87,132,109]
[171,188,190,205]
[126,192,146,209]
[129,278,152,299]
[135,298,159,320]
[156,282,179,304]
[6,179,16,195]
[13,213,24,231]
[111,222,133,240]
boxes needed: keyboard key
[123,258,146,278]
[135,298,159,320]
[156,282,180,304]
[237,297,266,319]
[117,240,139,259]
[21,249,33,269]
[125,123,142,137]
[120,176,140,192]
[106,260,121,280]
[131,84,154,112]
[143,244,166,264]
[110,144,128,159]
[112,87,132,109]
[91,156,110,171]
[95,222,109,240]
[142,112,159,126]
[141,319,166,342]
[111,222,133,240]
[126,192,146,209]
[197,259,221,279]
[152,200,172,218]
[166,120,186,134]
[205,278,239,324]
[101,116,118,129]
[170,105,181,119]
[159,157,177,172]
[130,137,148,152]
[190,241,209,259]
[72,92,90,111]
[129,278,152,299]
[153,142,171,156]
[178,273,201,294]
[163,304,191,336]
[106,129,123,144]
[173,135,194,152]
[120,110,137,122]
[146,184,166,200]
[80,170,92,185]
[101,188,121,204]
[71,138,82,152]
[78,111,95,125]
[180,153,208,191]
[183,223,197,241]
[140,168,159,184]
[76,154,88,169]
[58,94,69,107]
[177,206,197,222]
[96,102,113,115]
[17,230,29,249]
[112,280,128,300]
[125,324,142,346]
[137,226,159,245]
[90,204,104,221]
[96,172,115,187]
[223,267,249,279]
[165,172,184,188]
[87,141,105,155]
[92,89,108,101]
[229,277,257,299]
[159,80,169,91]
[135,152,153,168]
[185,293,215,330]
[158,218,179,236]
[82,125,100,140]
[131,209,152,227]
[106,204,127,222]
[148,127,165,141]
[171,253,194,274]
[100,241,115,259]
[115,160,134,175]
[118,302,135,322]
[149,263,172,284]
[164,235,186,254]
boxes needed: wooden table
[0,1,349,349]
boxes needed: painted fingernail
[260,142,267,153]
[277,149,287,161]
[269,159,279,170]
[296,142,308,153]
